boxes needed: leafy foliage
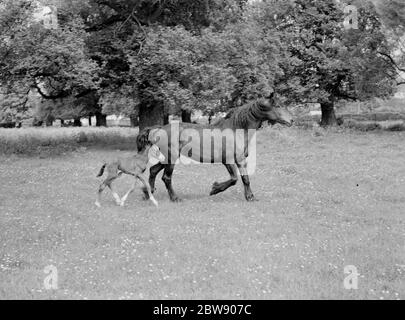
[0,0,403,126]
[267,0,399,125]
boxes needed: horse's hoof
[246,195,258,202]
[170,196,182,203]
[210,182,220,196]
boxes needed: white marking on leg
[120,192,130,207]
[121,182,136,207]
[150,196,159,207]
[112,193,121,205]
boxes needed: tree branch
[33,82,70,100]
[85,15,125,32]
[377,51,405,73]
[94,0,123,13]
[336,92,357,101]
[299,36,326,54]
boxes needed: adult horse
[136,93,294,202]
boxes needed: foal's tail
[97,163,107,177]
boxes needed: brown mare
[136,93,294,202]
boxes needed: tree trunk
[181,109,192,123]
[60,119,65,127]
[130,115,139,127]
[95,112,107,127]
[33,119,43,127]
[138,102,165,131]
[45,118,53,127]
[73,118,82,127]
[88,116,92,127]
[320,102,337,127]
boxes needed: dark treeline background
[0,0,404,129]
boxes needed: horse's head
[259,93,294,127]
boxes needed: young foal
[95,143,165,208]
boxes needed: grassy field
[0,127,404,299]
[0,127,139,156]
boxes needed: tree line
[0,0,404,129]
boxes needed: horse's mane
[137,99,273,147]
[220,99,271,128]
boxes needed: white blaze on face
[158,152,166,162]
[148,145,165,165]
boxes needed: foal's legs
[138,175,159,207]
[142,163,165,200]
[209,164,239,196]
[95,165,122,207]
[96,177,121,207]
[122,175,158,207]
[120,179,139,207]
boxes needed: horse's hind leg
[96,176,120,207]
[120,178,138,207]
[95,182,107,207]
[138,175,158,207]
[102,164,121,206]
[142,163,164,200]
[162,164,181,202]
[210,164,239,197]
[107,178,121,205]
[236,160,256,202]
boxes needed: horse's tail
[97,163,107,177]
[136,125,162,152]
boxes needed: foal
[95,143,165,208]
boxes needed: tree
[80,0,247,129]
[372,0,405,87]
[99,84,139,125]
[269,0,398,126]
[1,0,102,125]
[373,0,405,31]
[125,25,237,129]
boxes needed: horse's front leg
[120,180,137,207]
[142,163,165,200]
[209,164,239,196]
[137,174,159,207]
[236,160,256,202]
[162,164,181,202]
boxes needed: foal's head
[145,143,165,166]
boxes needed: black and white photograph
[0,0,404,302]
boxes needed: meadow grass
[0,127,404,299]
[0,127,139,156]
